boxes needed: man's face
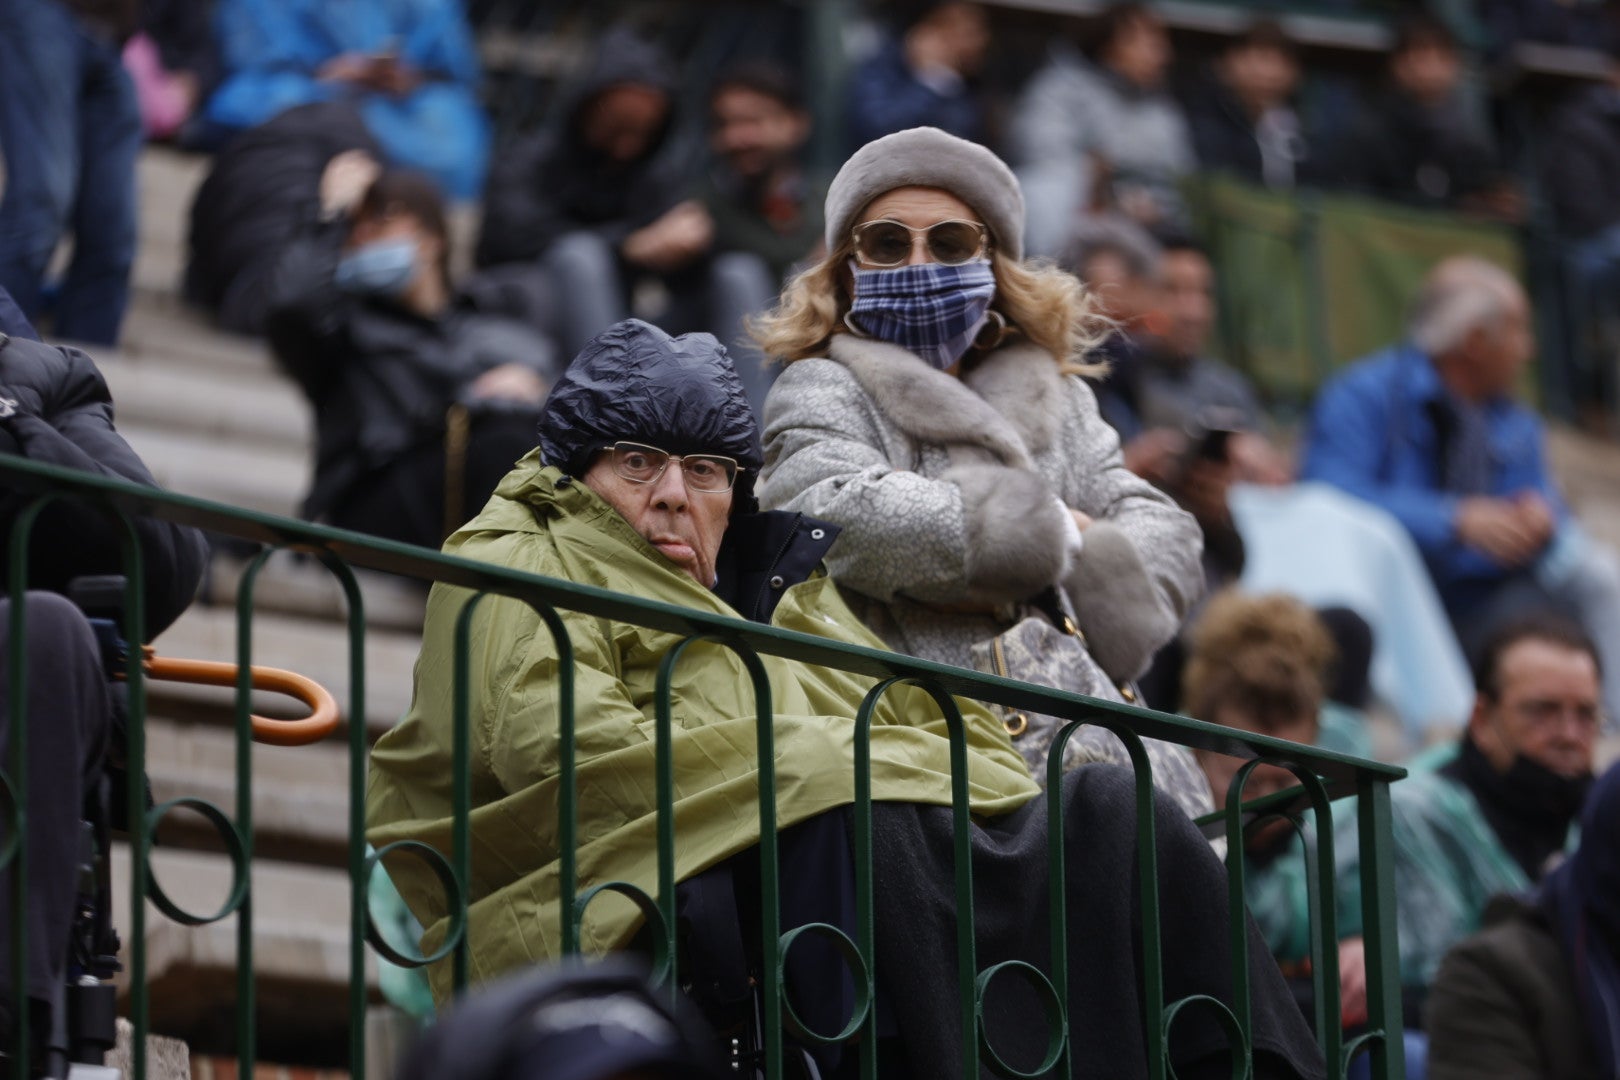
[1470,639,1601,778]
[1198,706,1318,852]
[580,84,670,165]
[1222,44,1298,114]
[1080,250,1154,324]
[1391,43,1460,105]
[583,448,734,586]
[1104,13,1171,90]
[1460,286,1534,399]
[1158,248,1215,360]
[710,86,809,183]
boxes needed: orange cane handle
[142,653,342,747]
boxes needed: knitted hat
[824,127,1025,261]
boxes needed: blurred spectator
[1338,15,1521,221]
[1011,2,1194,250]
[186,102,381,335]
[1184,21,1330,191]
[1334,615,1600,1022]
[476,31,698,359]
[204,0,489,199]
[844,1,990,149]
[1065,217,1164,436]
[264,164,560,550]
[1301,256,1620,729]
[122,0,219,143]
[1426,759,1620,1080]
[0,0,142,346]
[1541,56,1620,423]
[395,958,725,1080]
[1184,591,1374,1022]
[686,63,825,414]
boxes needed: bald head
[1409,256,1532,401]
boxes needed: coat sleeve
[1425,933,1545,1080]
[0,344,207,638]
[1054,376,1204,681]
[263,218,354,402]
[757,359,1073,607]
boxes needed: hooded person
[366,318,1325,1080]
[473,32,701,357]
[1427,761,1620,1079]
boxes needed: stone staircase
[90,147,432,1070]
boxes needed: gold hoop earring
[975,310,1008,350]
[843,311,871,339]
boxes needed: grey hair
[1408,256,1522,356]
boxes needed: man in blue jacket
[1301,255,1620,728]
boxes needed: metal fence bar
[0,456,1411,1079]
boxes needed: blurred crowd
[2,0,1620,1077]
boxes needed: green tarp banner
[1188,175,1524,407]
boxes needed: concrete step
[150,604,420,738]
[97,349,311,454]
[116,420,308,518]
[146,715,353,864]
[203,550,428,636]
[109,844,384,1054]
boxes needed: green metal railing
[1,455,1408,1079]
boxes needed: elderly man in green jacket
[367,318,1325,1079]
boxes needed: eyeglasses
[1507,698,1605,732]
[607,442,741,493]
[851,219,990,268]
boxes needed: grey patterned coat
[758,334,1213,819]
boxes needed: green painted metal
[0,456,1414,1079]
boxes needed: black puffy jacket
[0,334,207,639]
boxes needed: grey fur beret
[824,127,1026,262]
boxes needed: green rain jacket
[367,454,1041,1000]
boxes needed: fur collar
[825,334,1067,467]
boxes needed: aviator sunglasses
[851,219,990,268]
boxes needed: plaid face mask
[846,259,997,371]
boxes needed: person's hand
[1456,496,1549,566]
[1338,937,1368,1028]
[319,149,382,219]
[1177,457,1234,528]
[1228,431,1292,486]
[317,52,376,85]
[1513,490,1557,548]
[904,21,960,77]
[365,54,422,96]
[466,364,548,405]
[621,201,715,272]
[1121,427,1187,485]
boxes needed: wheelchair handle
[139,649,342,746]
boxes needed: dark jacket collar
[714,510,841,624]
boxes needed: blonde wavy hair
[748,240,1110,376]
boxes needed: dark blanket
[871,765,1326,1079]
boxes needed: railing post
[1356,778,1406,1080]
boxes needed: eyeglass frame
[849,218,992,268]
[603,441,744,493]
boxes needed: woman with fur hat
[753,126,1209,816]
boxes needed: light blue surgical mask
[335,237,418,298]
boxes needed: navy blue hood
[537,319,763,505]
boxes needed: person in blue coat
[844,1,990,150]
[1300,255,1620,728]
[204,0,489,199]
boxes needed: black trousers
[0,592,111,1013]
